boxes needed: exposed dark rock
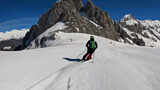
[23,0,121,49]
[119,14,160,47]
[38,0,83,28]
[82,0,113,28]
[23,24,43,48]
[132,38,145,46]
[81,0,120,40]
[120,15,144,34]
[40,37,47,48]
[0,39,23,51]
[23,0,84,48]
[114,22,132,43]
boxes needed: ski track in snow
[26,62,83,90]
[45,62,81,90]
[26,58,93,90]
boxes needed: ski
[80,59,93,63]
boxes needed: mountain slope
[0,33,160,90]
[17,0,160,50]
[22,0,120,49]
[120,14,160,47]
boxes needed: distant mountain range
[120,14,160,47]
[0,29,28,51]
[1,0,160,51]
[0,29,29,41]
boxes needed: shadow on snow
[63,57,81,62]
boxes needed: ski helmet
[90,36,94,41]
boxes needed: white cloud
[0,28,29,41]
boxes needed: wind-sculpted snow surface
[0,33,160,90]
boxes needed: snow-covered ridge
[121,14,135,21]
[122,27,160,47]
[27,22,68,49]
[38,22,68,39]
[120,14,160,47]
[121,14,160,27]
[0,29,29,41]
[140,20,160,29]
[83,17,103,29]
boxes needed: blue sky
[0,0,160,32]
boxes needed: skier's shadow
[63,57,81,62]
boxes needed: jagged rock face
[38,0,83,27]
[20,0,160,49]
[114,22,132,44]
[82,0,113,28]
[23,0,84,48]
[120,14,144,33]
[23,24,44,48]
[119,14,160,47]
[81,0,119,40]
[22,0,120,49]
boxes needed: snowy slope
[0,29,29,41]
[0,32,160,90]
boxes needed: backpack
[90,41,95,49]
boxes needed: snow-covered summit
[140,20,160,29]
[121,14,160,27]
[0,29,29,41]
[121,14,138,25]
[121,14,135,21]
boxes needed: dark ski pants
[82,48,95,60]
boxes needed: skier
[82,36,98,61]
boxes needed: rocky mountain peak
[82,0,116,29]
[86,0,95,8]
[120,14,139,26]
[121,14,136,22]
[58,0,83,11]
[37,0,83,28]
[21,0,121,49]
[20,0,160,49]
